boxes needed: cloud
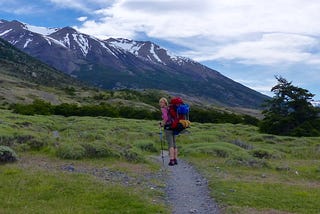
[236,77,276,96]
[77,16,88,22]
[48,0,114,12]
[73,0,320,67]
[0,1,42,15]
[204,33,320,65]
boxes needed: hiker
[159,97,178,166]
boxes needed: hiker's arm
[160,107,168,127]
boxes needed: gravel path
[160,151,220,214]
[17,153,220,213]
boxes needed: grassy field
[178,123,320,214]
[1,109,320,213]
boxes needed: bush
[250,149,273,159]
[0,135,44,151]
[230,139,253,150]
[0,146,17,163]
[226,155,270,168]
[9,101,260,125]
[122,148,145,163]
[249,148,285,160]
[80,141,117,158]
[11,99,53,115]
[135,140,158,152]
[27,139,46,150]
[56,143,86,159]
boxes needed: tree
[259,76,320,136]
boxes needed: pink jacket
[161,107,170,124]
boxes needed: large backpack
[168,97,191,134]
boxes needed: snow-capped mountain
[107,38,190,65]
[0,19,269,108]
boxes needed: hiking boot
[168,160,175,166]
[174,159,178,165]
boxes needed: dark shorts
[165,129,176,148]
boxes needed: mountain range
[0,19,269,108]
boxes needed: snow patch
[112,40,135,51]
[10,40,19,45]
[72,33,89,56]
[44,36,67,48]
[0,29,12,36]
[99,41,118,58]
[62,33,71,48]
[23,38,33,48]
[150,44,163,63]
[109,39,142,56]
[24,24,59,35]
[44,37,52,45]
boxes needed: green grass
[211,180,320,214]
[0,109,168,213]
[182,123,320,213]
[1,109,320,213]
[0,165,167,214]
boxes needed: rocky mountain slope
[0,19,269,108]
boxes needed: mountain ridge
[0,19,269,108]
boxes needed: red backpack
[168,97,190,134]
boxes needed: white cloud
[204,33,320,65]
[77,16,88,22]
[74,0,320,67]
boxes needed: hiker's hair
[159,97,168,106]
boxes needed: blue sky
[1,0,320,100]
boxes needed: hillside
[0,37,160,111]
[0,37,88,105]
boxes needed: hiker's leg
[172,135,178,164]
[165,130,174,158]
[172,135,177,159]
[174,147,178,159]
[169,147,175,159]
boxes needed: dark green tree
[259,76,320,136]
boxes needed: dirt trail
[17,153,220,213]
[160,151,220,214]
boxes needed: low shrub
[181,142,246,158]
[122,148,145,163]
[56,143,86,159]
[80,141,117,158]
[226,155,270,168]
[230,139,253,150]
[0,135,35,147]
[135,140,158,152]
[250,149,274,159]
[27,139,46,150]
[249,148,285,160]
[0,146,17,163]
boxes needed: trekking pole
[159,125,165,166]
